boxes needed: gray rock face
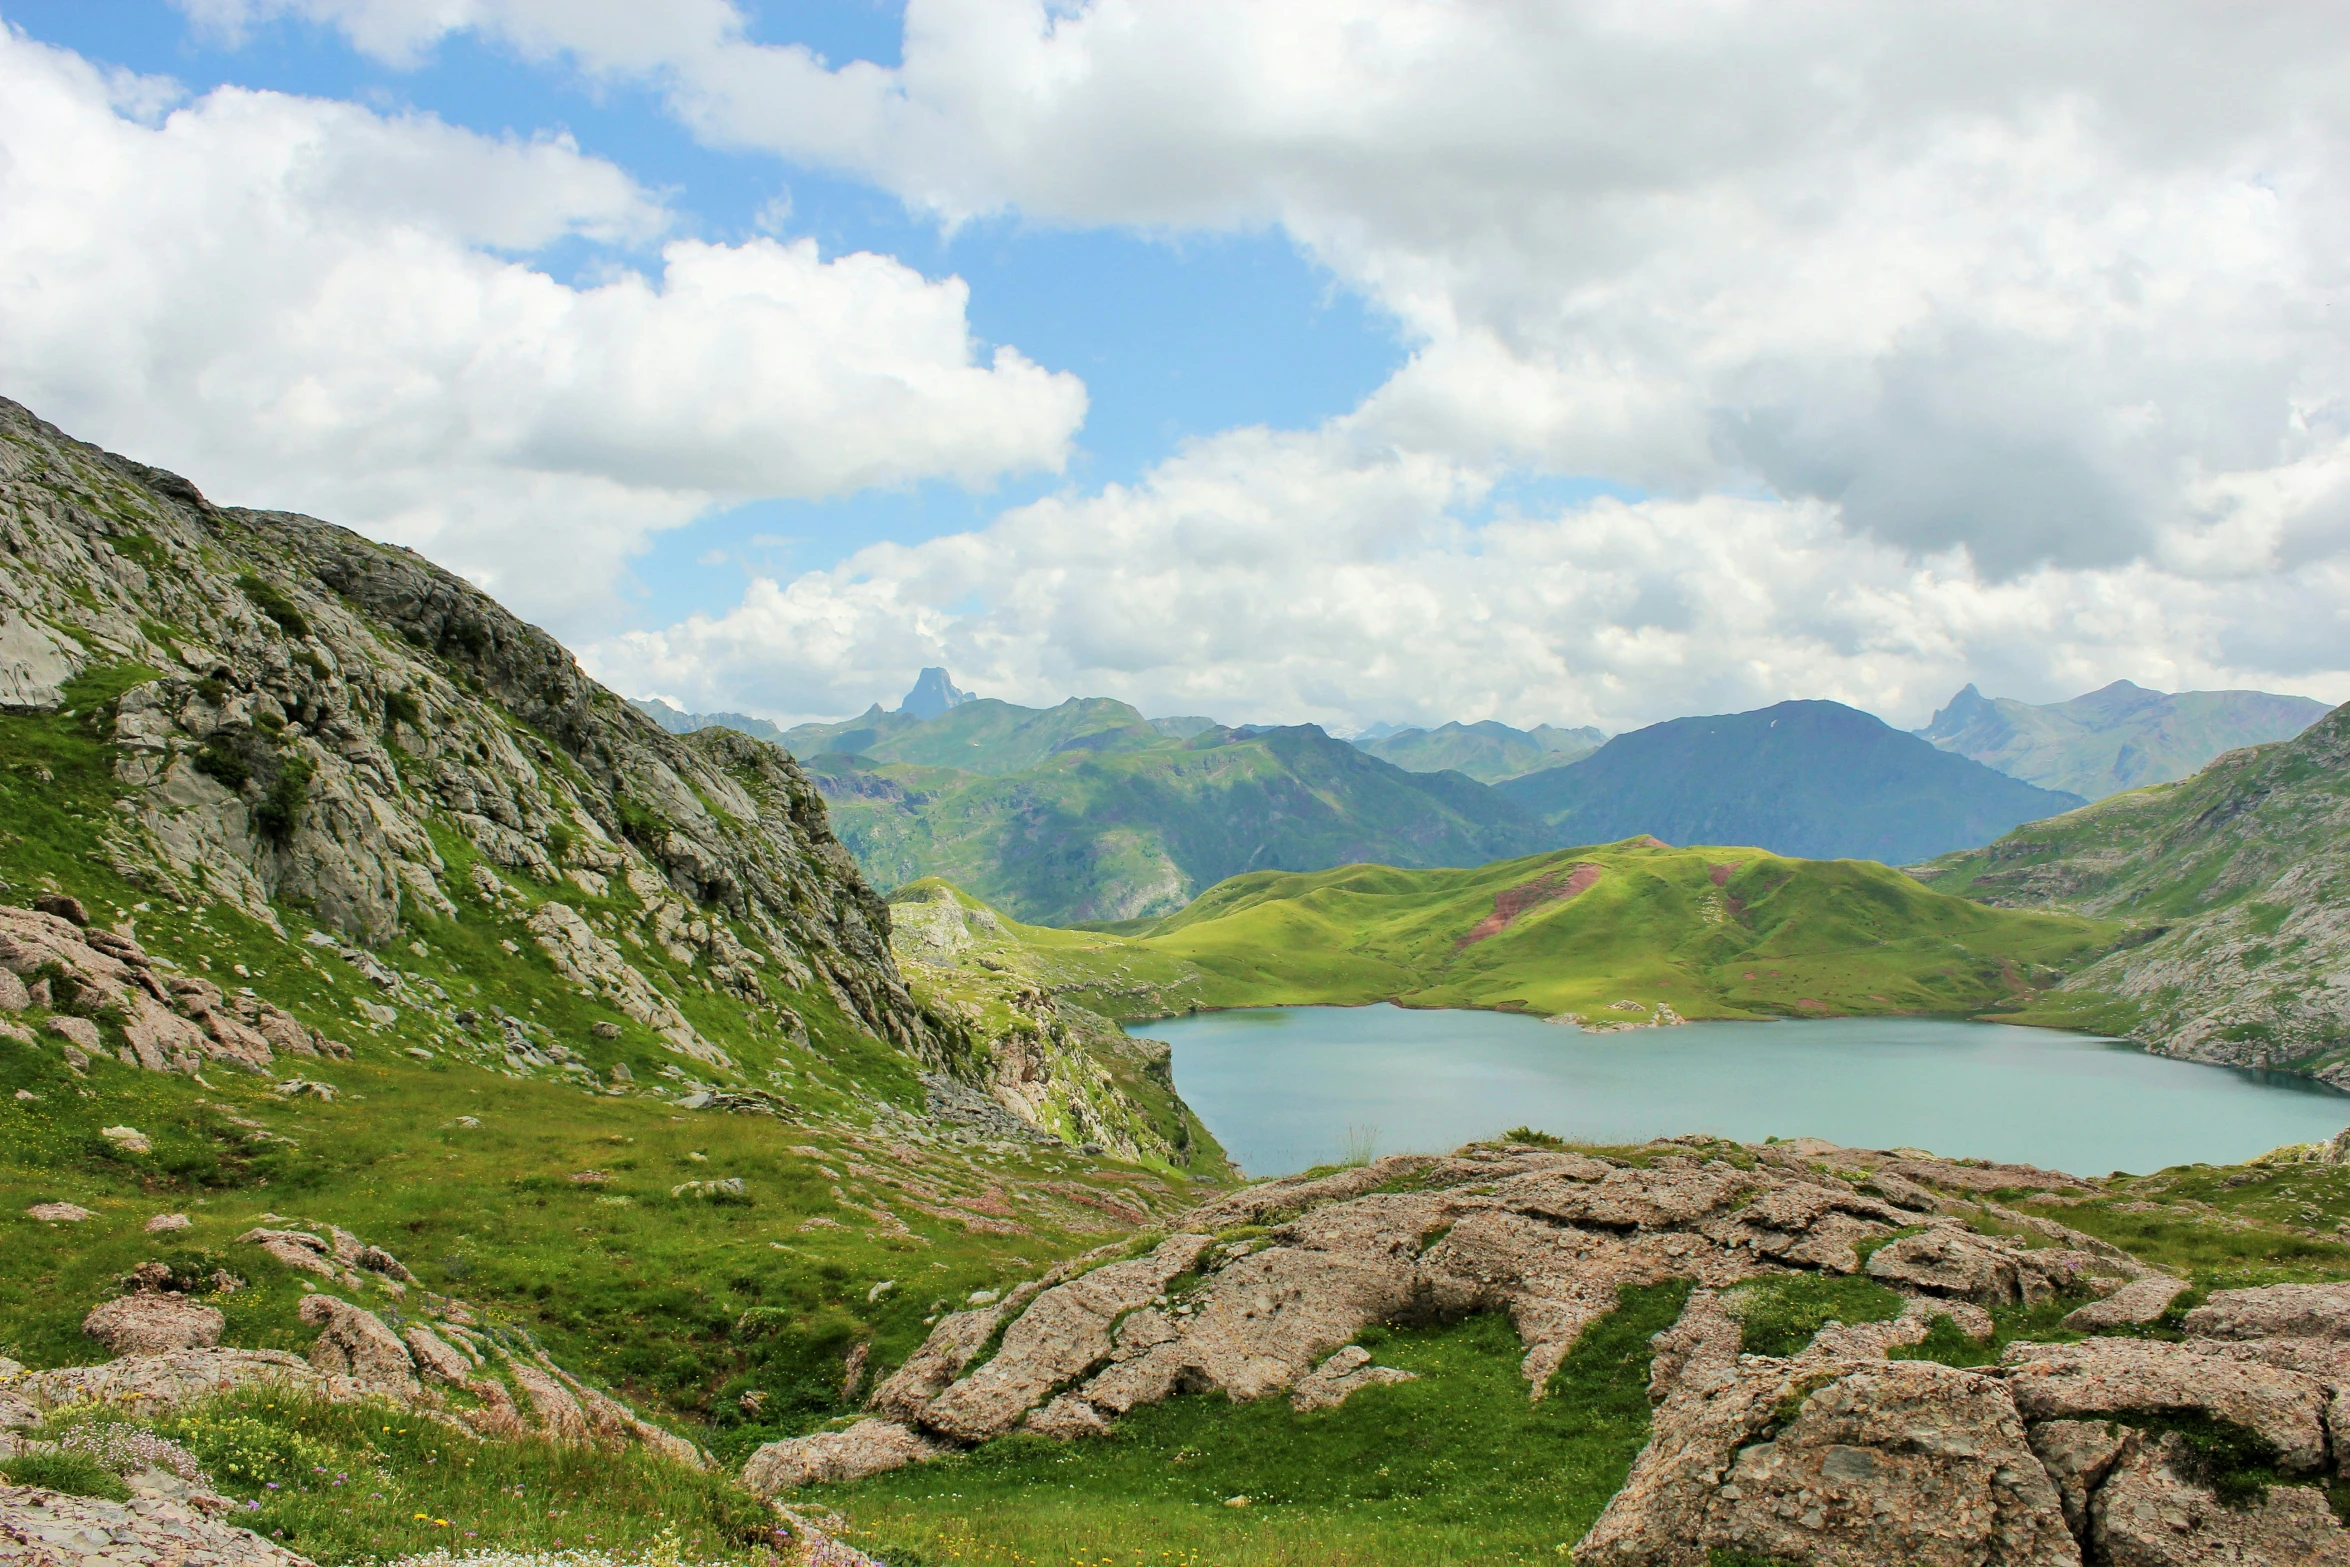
[1289,1344,1417,1412]
[0,394,945,1075]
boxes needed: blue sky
[8,0,1405,630]
[1,2,2343,729]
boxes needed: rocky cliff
[1918,701,2350,1086]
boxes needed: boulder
[2185,1282,2350,1343]
[24,1202,94,1223]
[1575,1357,2076,1565]
[400,1325,472,1385]
[2063,1275,2190,1331]
[83,1294,225,1356]
[2002,1337,2330,1474]
[741,1420,944,1494]
[1865,1224,2076,1305]
[143,1214,190,1234]
[297,1296,418,1394]
[236,1227,338,1278]
[917,1234,1213,1442]
[44,1015,102,1053]
[1289,1345,1417,1412]
[2091,1431,2350,1564]
[0,968,25,1011]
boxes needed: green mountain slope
[1354,719,1605,783]
[0,395,1223,1551]
[1917,700,2350,1084]
[1500,699,2085,865]
[806,724,1552,925]
[1918,678,2331,799]
[918,839,2117,1026]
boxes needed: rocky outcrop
[0,394,949,1085]
[81,1294,224,1356]
[742,1420,946,1493]
[743,1136,2149,1495]
[2092,1433,2350,1565]
[298,1294,419,1395]
[0,1484,315,1567]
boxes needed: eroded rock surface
[82,1294,224,1357]
[2091,1433,2350,1565]
[0,1484,315,1566]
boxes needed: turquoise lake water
[1125,1006,2350,1178]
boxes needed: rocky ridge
[0,395,1192,1149]
[1920,700,2350,1086]
[744,1134,2350,1564]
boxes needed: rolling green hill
[1917,699,2350,1083]
[1353,719,1606,783]
[807,724,1552,925]
[1917,678,2331,799]
[907,837,2120,1026]
[1500,699,2084,865]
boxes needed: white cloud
[131,3,2350,715]
[584,424,2350,733]
[0,25,1085,629]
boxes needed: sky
[2,2,2347,735]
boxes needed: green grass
[24,1392,771,1562]
[823,1282,1691,1567]
[900,839,2120,1029]
[1721,1274,1903,1357]
[1,1449,132,1501]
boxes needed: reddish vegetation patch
[1795,998,1828,1012]
[1638,835,1671,849]
[1458,864,1602,947]
[1708,861,1742,887]
[1044,1182,1149,1225]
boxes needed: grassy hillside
[920,838,2121,1026]
[1500,699,2084,865]
[1917,700,2350,1081]
[1353,720,1604,784]
[807,724,1551,925]
[1917,679,2331,799]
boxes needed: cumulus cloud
[584,423,2350,733]
[0,25,1085,629]
[137,2,2350,715]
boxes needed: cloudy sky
[4,1,2347,733]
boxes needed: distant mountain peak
[899,667,977,719]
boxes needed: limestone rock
[527,901,729,1068]
[919,1233,1215,1442]
[0,1483,317,1566]
[83,1294,225,1356]
[2063,1275,2190,1330]
[507,1362,589,1440]
[143,1214,190,1234]
[7,1348,373,1416]
[741,1420,944,1494]
[1576,1357,2075,1565]
[44,1015,101,1053]
[400,1325,472,1385]
[2091,1431,2350,1564]
[2002,1337,2330,1473]
[1865,1224,2079,1305]
[2026,1418,2133,1542]
[0,968,25,1011]
[24,1203,94,1223]
[236,1227,338,1277]
[297,1295,418,1394]
[2185,1281,2350,1343]
[101,1126,152,1155]
[1289,1344,1417,1412]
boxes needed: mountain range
[1350,718,1607,783]
[1916,678,2329,799]
[1496,700,2086,866]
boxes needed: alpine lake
[1127,1005,2350,1178]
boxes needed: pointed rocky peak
[899,667,977,720]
